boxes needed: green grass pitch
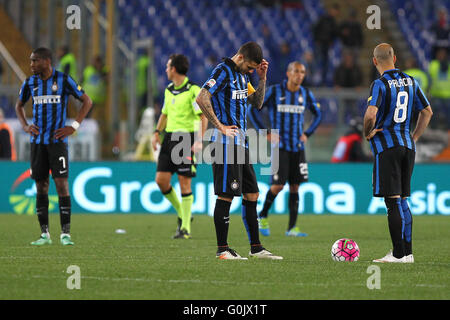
[0,214,448,300]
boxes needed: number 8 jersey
[367,68,430,155]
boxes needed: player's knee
[54,179,69,196]
[244,192,259,202]
[289,184,299,193]
[156,175,169,191]
[271,185,284,195]
[36,179,50,194]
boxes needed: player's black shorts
[271,148,309,185]
[157,132,196,177]
[211,142,259,197]
[30,142,69,180]
[373,146,415,197]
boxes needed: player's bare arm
[54,93,92,140]
[248,59,268,110]
[196,88,238,136]
[75,94,94,123]
[151,113,167,151]
[412,106,433,142]
[15,98,39,136]
[363,105,382,140]
[248,78,266,110]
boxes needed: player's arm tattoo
[248,79,266,110]
[196,88,223,130]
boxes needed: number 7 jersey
[366,68,430,155]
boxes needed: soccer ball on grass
[331,238,360,262]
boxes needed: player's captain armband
[247,82,256,96]
[206,79,216,88]
[367,96,372,103]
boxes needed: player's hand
[256,59,268,80]
[151,132,160,151]
[300,133,308,143]
[192,140,203,153]
[220,125,239,137]
[54,126,76,139]
[366,128,383,141]
[23,124,40,136]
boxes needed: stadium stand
[117,0,342,91]
[387,0,450,69]
[0,0,447,161]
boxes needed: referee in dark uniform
[364,43,432,263]
[15,47,92,246]
[196,42,282,260]
[249,61,322,237]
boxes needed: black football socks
[36,194,49,234]
[288,192,299,231]
[59,196,71,234]
[401,198,413,255]
[384,197,405,258]
[214,199,231,251]
[259,189,276,218]
[242,200,263,253]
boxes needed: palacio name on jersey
[232,88,248,100]
[277,104,305,114]
[387,77,413,88]
[33,95,61,104]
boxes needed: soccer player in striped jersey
[196,42,282,260]
[249,62,322,237]
[364,43,433,263]
[15,47,92,246]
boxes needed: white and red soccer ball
[331,238,360,262]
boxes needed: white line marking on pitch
[21,274,447,289]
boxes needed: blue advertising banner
[0,162,449,215]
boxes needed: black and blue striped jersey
[367,68,430,155]
[202,58,254,147]
[18,69,84,145]
[249,80,322,152]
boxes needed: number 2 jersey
[367,68,430,155]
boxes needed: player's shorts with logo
[271,148,309,185]
[30,142,69,180]
[211,142,259,197]
[373,146,415,197]
[157,132,197,177]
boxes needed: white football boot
[249,248,283,260]
[404,254,414,263]
[216,248,248,260]
[373,250,407,263]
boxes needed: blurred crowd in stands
[0,0,448,161]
